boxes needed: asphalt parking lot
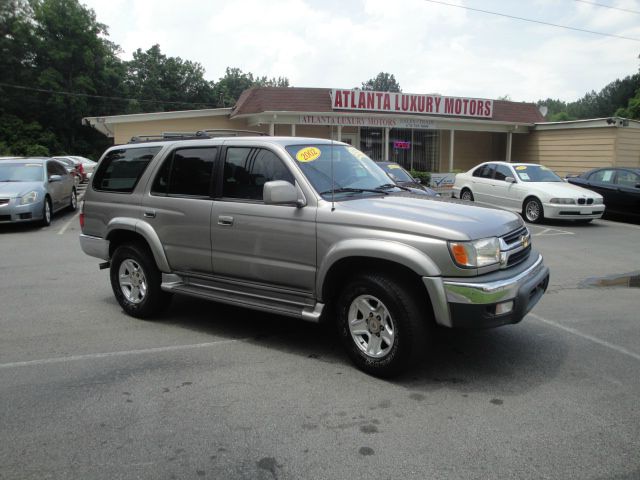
[1,205,639,480]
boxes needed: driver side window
[222,147,294,201]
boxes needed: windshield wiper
[319,187,389,196]
[376,183,411,192]
[0,179,21,182]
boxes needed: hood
[323,193,524,241]
[0,181,43,198]
[536,182,603,198]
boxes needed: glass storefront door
[360,127,440,172]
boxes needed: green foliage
[213,68,290,107]
[360,72,402,92]
[615,88,640,119]
[124,44,216,113]
[410,170,431,184]
[538,74,640,121]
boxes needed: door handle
[143,210,156,218]
[218,215,234,226]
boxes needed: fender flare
[106,218,171,272]
[316,238,441,300]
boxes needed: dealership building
[84,87,640,177]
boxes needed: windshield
[285,144,398,198]
[0,163,44,182]
[514,165,563,182]
[381,163,413,182]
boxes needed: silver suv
[80,136,549,377]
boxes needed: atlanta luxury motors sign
[330,89,493,119]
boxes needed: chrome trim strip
[443,254,544,305]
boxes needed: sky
[80,0,640,103]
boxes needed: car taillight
[79,200,85,229]
[78,164,84,173]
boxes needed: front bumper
[0,198,44,223]
[423,253,549,329]
[543,202,604,220]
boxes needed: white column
[384,127,390,161]
[337,125,342,142]
[449,129,455,171]
[269,123,275,136]
[291,124,296,136]
[506,131,513,162]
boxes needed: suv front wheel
[110,243,172,318]
[336,272,429,378]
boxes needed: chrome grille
[0,198,9,206]
[500,226,531,268]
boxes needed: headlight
[549,198,575,204]
[20,191,38,205]
[593,198,604,205]
[448,237,500,268]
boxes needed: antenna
[330,126,335,212]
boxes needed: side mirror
[263,180,305,207]
[48,174,62,183]
[505,176,516,183]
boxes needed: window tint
[151,147,217,197]
[223,148,294,200]
[93,146,161,193]
[589,169,615,184]
[616,170,640,187]
[472,164,494,178]
[494,165,513,181]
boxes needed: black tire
[68,188,77,211]
[39,197,52,227]
[460,188,474,201]
[110,243,172,319]
[523,197,544,224]
[336,272,430,378]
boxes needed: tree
[124,44,216,113]
[615,88,640,119]
[360,72,402,92]
[213,67,290,107]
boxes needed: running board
[161,273,324,323]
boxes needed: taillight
[78,164,84,174]
[79,200,85,229]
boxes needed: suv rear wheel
[110,243,172,318]
[336,272,429,377]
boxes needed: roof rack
[128,129,267,143]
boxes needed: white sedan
[452,161,605,223]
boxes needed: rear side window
[93,146,161,192]
[151,147,217,197]
[472,164,494,178]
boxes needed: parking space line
[530,312,640,362]
[0,338,249,370]
[57,211,80,235]
[530,227,574,237]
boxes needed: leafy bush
[410,170,431,184]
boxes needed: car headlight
[449,237,500,268]
[549,198,575,204]
[20,191,39,205]
[593,198,604,205]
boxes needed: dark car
[566,167,640,219]
[377,162,439,196]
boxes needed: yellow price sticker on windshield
[515,166,527,171]
[296,147,321,163]
[388,164,401,169]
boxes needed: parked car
[376,161,439,196]
[53,156,84,186]
[566,167,640,220]
[80,135,549,377]
[0,157,77,226]
[452,161,604,223]
[69,156,97,180]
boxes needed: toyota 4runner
[80,135,550,377]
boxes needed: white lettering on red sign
[330,89,493,119]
